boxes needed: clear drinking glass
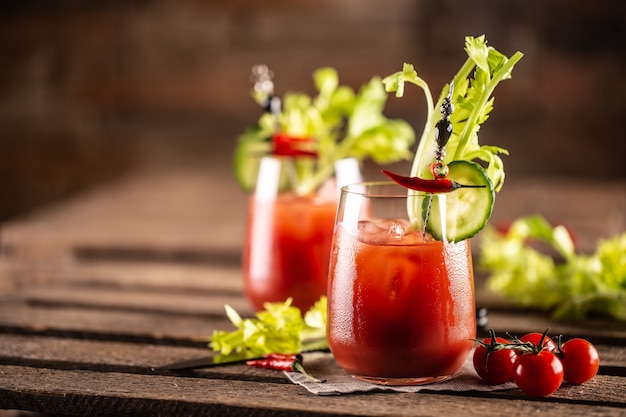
[243,156,361,312]
[327,182,476,385]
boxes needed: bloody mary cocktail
[327,183,476,385]
[327,38,521,386]
[244,190,337,312]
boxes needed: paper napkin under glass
[285,350,517,396]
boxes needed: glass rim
[340,181,428,198]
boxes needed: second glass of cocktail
[244,156,361,312]
[236,65,416,312]
[327,183,476,385]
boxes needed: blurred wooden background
[1,0,625,221]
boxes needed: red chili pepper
[272,133,318,157]
[246,357,297,371]
[246,353,325,383]
[382,169,485,194]
[262,353,299,361]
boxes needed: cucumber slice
[424,160,495,242]
[233,126,272,192]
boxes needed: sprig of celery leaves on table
[479,215,626,321]
[210,297,328,361]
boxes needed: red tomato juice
[327,221,476,381]
[243,193,337,312]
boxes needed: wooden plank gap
[0,324,211,348]
[73,246,242,267]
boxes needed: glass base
[352,374,449,386]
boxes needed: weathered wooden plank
[1,365,625,417]
[14,282,251,317]
[0,335,208,371]
[0,335,286,383]
[1,259,243,297]
[0,302,229,345]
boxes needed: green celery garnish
[210,297,328,360]
[239,67,415,196]
[479,215,626,321]
[382,35,523,191]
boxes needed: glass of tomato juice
[327,182,476,385]
[243,156,361,312]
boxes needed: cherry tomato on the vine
[473,337,517,385]
[558,338,600,384]
[514,350,564,396]
[519,332,557,352]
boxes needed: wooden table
[1,167,625,416]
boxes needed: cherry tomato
[559,338,600,384]
[473,337,517,385]
[520,332,557,352]
[514,350,564,396]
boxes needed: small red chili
[272,133,318,158]
[261,353,299,361]
[246,353,325,383]
[382,169,485,194]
